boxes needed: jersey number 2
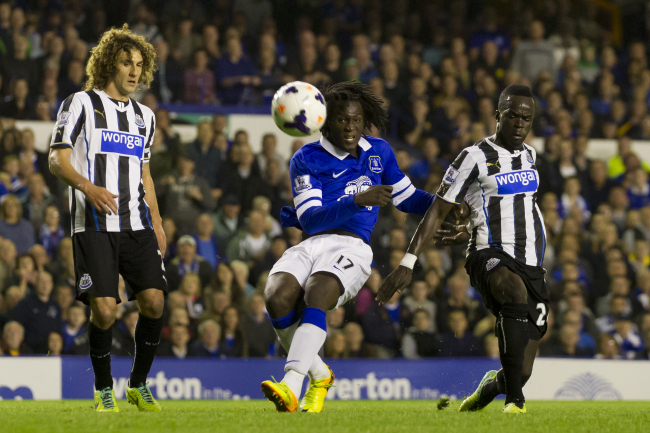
[535,303,547,326]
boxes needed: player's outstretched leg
[489,267,529,413]
[263,273,334,412]
[126,289,164,412]
[262,273,339,412]
[89,297,119,412]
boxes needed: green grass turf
[1,400,648,433]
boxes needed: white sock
[282,323,327,399]
[282,370,305,399]
[274,322,329,381]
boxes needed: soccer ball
[271,81,327,137]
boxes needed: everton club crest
[369,156,383,173]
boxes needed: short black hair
[320,81,388,140]
[498,84,534,112]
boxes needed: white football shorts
[269,234,373,310]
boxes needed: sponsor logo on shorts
[79,273,93,290]
[486,258,500,271]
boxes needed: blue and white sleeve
[289,155,363,234]
[381,146,435,215]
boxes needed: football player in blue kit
[260,81,443,412]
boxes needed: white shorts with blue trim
[269,234,373,310]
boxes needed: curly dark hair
[84,24,157,91]
[320,81,388,140]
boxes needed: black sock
[89,322,114,390]
[498,303,529,406]
[129,315,163,387]
[480,369,505,404]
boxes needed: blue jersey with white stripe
[281,135,434,243]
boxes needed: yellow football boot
[94,387,120,412]
[458,370,498,412]
[300,365,335,412]
[126,381,162,412]
[503,402,527,413]
[261,380,299,412]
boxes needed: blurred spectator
[0,195,35,254]
[436,309,482,357]
[158,152,215,236]
[47,332,63,356]
[212,195,244,253]
[191,319,223,358]
[219,144,268,212]
[53,285,74,322]
[187,121,222,190]
[436,274,484,334]
[167,236,212,292]
[193,214,221,272]
[0,79,35,119]
[220,306,248,357]
[184,49,216,104]
[113,306,138,356]
[1,321,32,355]
[361,291,411,358]
[39,205,65,259]
[177,273,204,319]
[402,309,438,359]
[242,293,275,357]
[217,36,259,105]
[343,322,375,358]
[10,271,61,353]
[61,304,86,354]
[151,40,184,103]
[158,325,192,358]
[402,281,436,332]
[612,313,646,359]
[226,210,271,264]
[230,260,256,298]
[510,21,556,83]
[255,133,285,177]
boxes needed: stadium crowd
[0,0,649,361]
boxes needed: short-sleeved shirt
[286,135,416,243]
[437,137,546,267]
[50,89,156,234]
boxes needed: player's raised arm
[376,149,479,304]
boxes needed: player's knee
[263,285,292,319]
[92,302,117,328]
[490,267,527,304]
[139,294,164,318]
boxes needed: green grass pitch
[1,400,648,433]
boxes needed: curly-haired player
[48,25,165,412]
[260,81,460,412]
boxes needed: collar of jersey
[93,89,131,110]
[484,136,526,155]
[319,136,372,160]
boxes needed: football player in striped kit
[49,25,166,412]
[378,85,550,414]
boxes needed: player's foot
[300,365,335,412]
[126,381,162,412]
[503,402,527,414]
[458,370,498,412]
[94,387,120,412]
[261,379,299,412]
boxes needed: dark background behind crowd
[0,0,649,362]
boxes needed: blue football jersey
[281,135,434,243]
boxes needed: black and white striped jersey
[50,89,156,234]
[437,137,546,267]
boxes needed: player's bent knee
[138,292,165,318]
[91,302,117,328]
[264,274,302,318]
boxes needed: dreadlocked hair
[320,81,388,140]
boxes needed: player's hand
[81,182,118,215]
[375,266,412,305]
[354,185,393,208]
[451,201,470,222]
[433,222,470,246]
[153,221,167,257]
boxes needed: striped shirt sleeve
[143,115,156,162]
[50,93,85,149]
[290,155,323,220]
[436,149,479,204]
